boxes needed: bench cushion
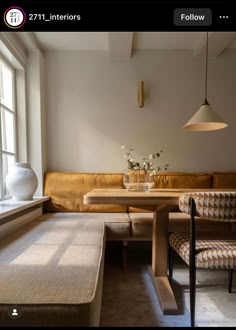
[75,212,130,239]
[129,213,153,238]
[44,172,127,213]
[168,213,232,232]
[128,212,232,239]
[0,212,129,326]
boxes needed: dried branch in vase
[121,145,169,175]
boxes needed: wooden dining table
[83,188,191,315]
[84,187,236,315]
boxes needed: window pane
[2,153,15,197]
[0,61,14,110]
[1,108,15,153]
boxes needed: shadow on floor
[101,241,236,327]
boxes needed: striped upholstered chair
[168,192,236,327]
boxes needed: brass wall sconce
[138,80,144,108]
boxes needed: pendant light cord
[205,32,208,104]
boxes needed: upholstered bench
[0,212,130,327]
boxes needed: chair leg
[168,244,173,284]
[189,261,196,327]
[228,270,233,293]
[189,197,196,327]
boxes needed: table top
[84,188,236,205]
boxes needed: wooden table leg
[149,207,178,315]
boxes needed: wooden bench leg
[122,240,128,271]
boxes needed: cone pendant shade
[184,101,228,131]
[183,32,227,131]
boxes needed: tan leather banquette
[44,171,236,239]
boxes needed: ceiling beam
[194,32,236,58]
[108,32,133,59]
[15,32,41,52]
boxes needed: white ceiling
[34,32,109,51]
[13,32,236,60]
[34,32,236,52]
[133,32,203,50]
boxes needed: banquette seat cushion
[0,211,131,326]
[129,212,232,238]
[0,213,105,326]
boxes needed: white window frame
[0,54,18,200]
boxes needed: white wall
[45,49,236,173]
[27,50,46,195]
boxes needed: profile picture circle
[4,7,26,29]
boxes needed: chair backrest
[179,192,236,222]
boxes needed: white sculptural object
[6,162,38,200]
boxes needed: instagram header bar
[0,1,235,31]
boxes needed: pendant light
[183,32,227,131]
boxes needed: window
[0,56,17,199]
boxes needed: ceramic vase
[6,162,38,201]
